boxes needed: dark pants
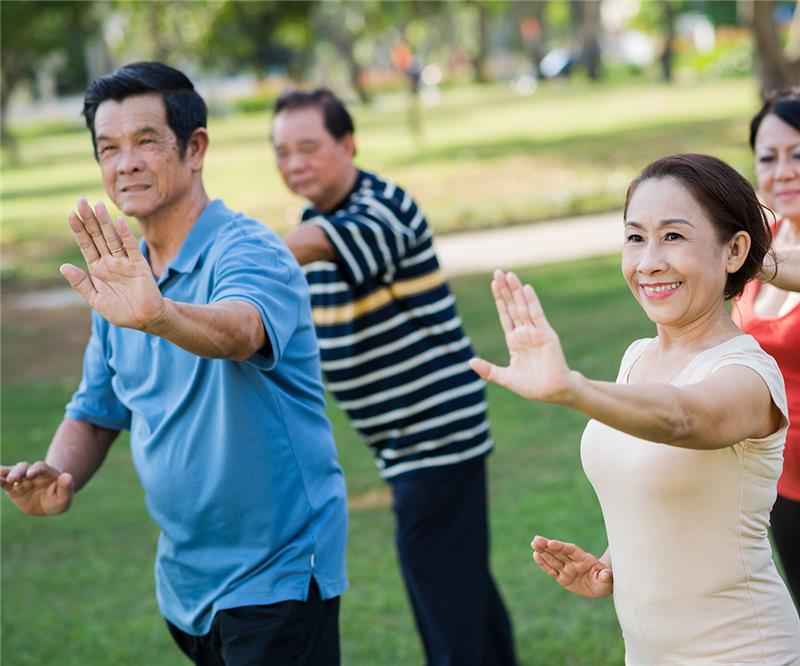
[772,493,800,608]
[165,579,340,666]
[390,457,516,666]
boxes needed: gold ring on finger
[110,247,126,254]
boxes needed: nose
[637,239,667,275]
[285,152,309,173]
[115,146,146,175]
[774,154,796,181]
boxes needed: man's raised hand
[60,198,167,330]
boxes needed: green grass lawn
[1,77,760,283]
[1,254,656,665]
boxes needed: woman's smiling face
[621,176,735,330]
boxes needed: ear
[341,132,356,159]
[185,128,210,172]
[725,231,751,274]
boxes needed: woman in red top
[736,90,800,605]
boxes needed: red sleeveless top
[734,226,800,501]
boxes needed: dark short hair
[83,61,207,160]
[623,154,773,300]
[272,88,355,140]
[749,88,800,149]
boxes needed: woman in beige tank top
[471,154,800,665]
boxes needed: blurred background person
[736,89,800,607]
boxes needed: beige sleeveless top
[581,335,800,665]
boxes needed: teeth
[644,282,681,293]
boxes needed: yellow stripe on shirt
[312,269,445,326]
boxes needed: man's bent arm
[46,418,119,491]
[1,419,119,516]
[284,225,336,266]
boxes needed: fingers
[59,264,97,306]
[1,461,56,493]
[95,201,127,257]
[76,197,111,257]
[532,551,561,580]
[491,270,543,333]
[523,283,553,331]
[68,210,102,265]
[69,199,132,263]
[116,216,143,262]
[491,270,515,335]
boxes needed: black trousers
[390,457,517,666]
[165,579,340,666]
[772,493,800,608]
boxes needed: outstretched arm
[470,271,782,450]
[760,246,800,291]
[1,419,118,516]
[531,536,613,598]
[59,199,266,361]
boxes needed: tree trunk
[580,0,601,80]
[750,0,800,93]
[471,1,489,84]
[660,0,676,82]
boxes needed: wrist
[141,297,174,336]
[549,370,584,407]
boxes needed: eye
[758,155,775,164]
[664,231,683,241]
[625,233,644,243]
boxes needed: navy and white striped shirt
[301,170,493,478]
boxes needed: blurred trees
[4,0,800,126]
[747,0,800,93]
[0,0,100,148]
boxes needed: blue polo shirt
[65,199,348,635]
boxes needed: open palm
[60,198,165,329]
[531,535,613,598]
[469,270,573,402]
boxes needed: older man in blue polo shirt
[0,62,348,665]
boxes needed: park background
[2,1,798,664]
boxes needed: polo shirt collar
[142,199,228,281]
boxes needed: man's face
[272,107,355,212]
[94,93,195,221]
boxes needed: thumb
[469,357,493,380]
[60,264,96,305]
[47,472,74,513]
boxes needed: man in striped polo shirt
[272,89,516,665]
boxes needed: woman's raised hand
[531,535,613,598]
[469,270,575,402]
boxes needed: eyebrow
[96,126,160,142]
[624,218,695,228]
[756,143,800,152]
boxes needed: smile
[121,184,150,192]
[641,281,682,299]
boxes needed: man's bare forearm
[46,419,119,491]
[143,299,267,361]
